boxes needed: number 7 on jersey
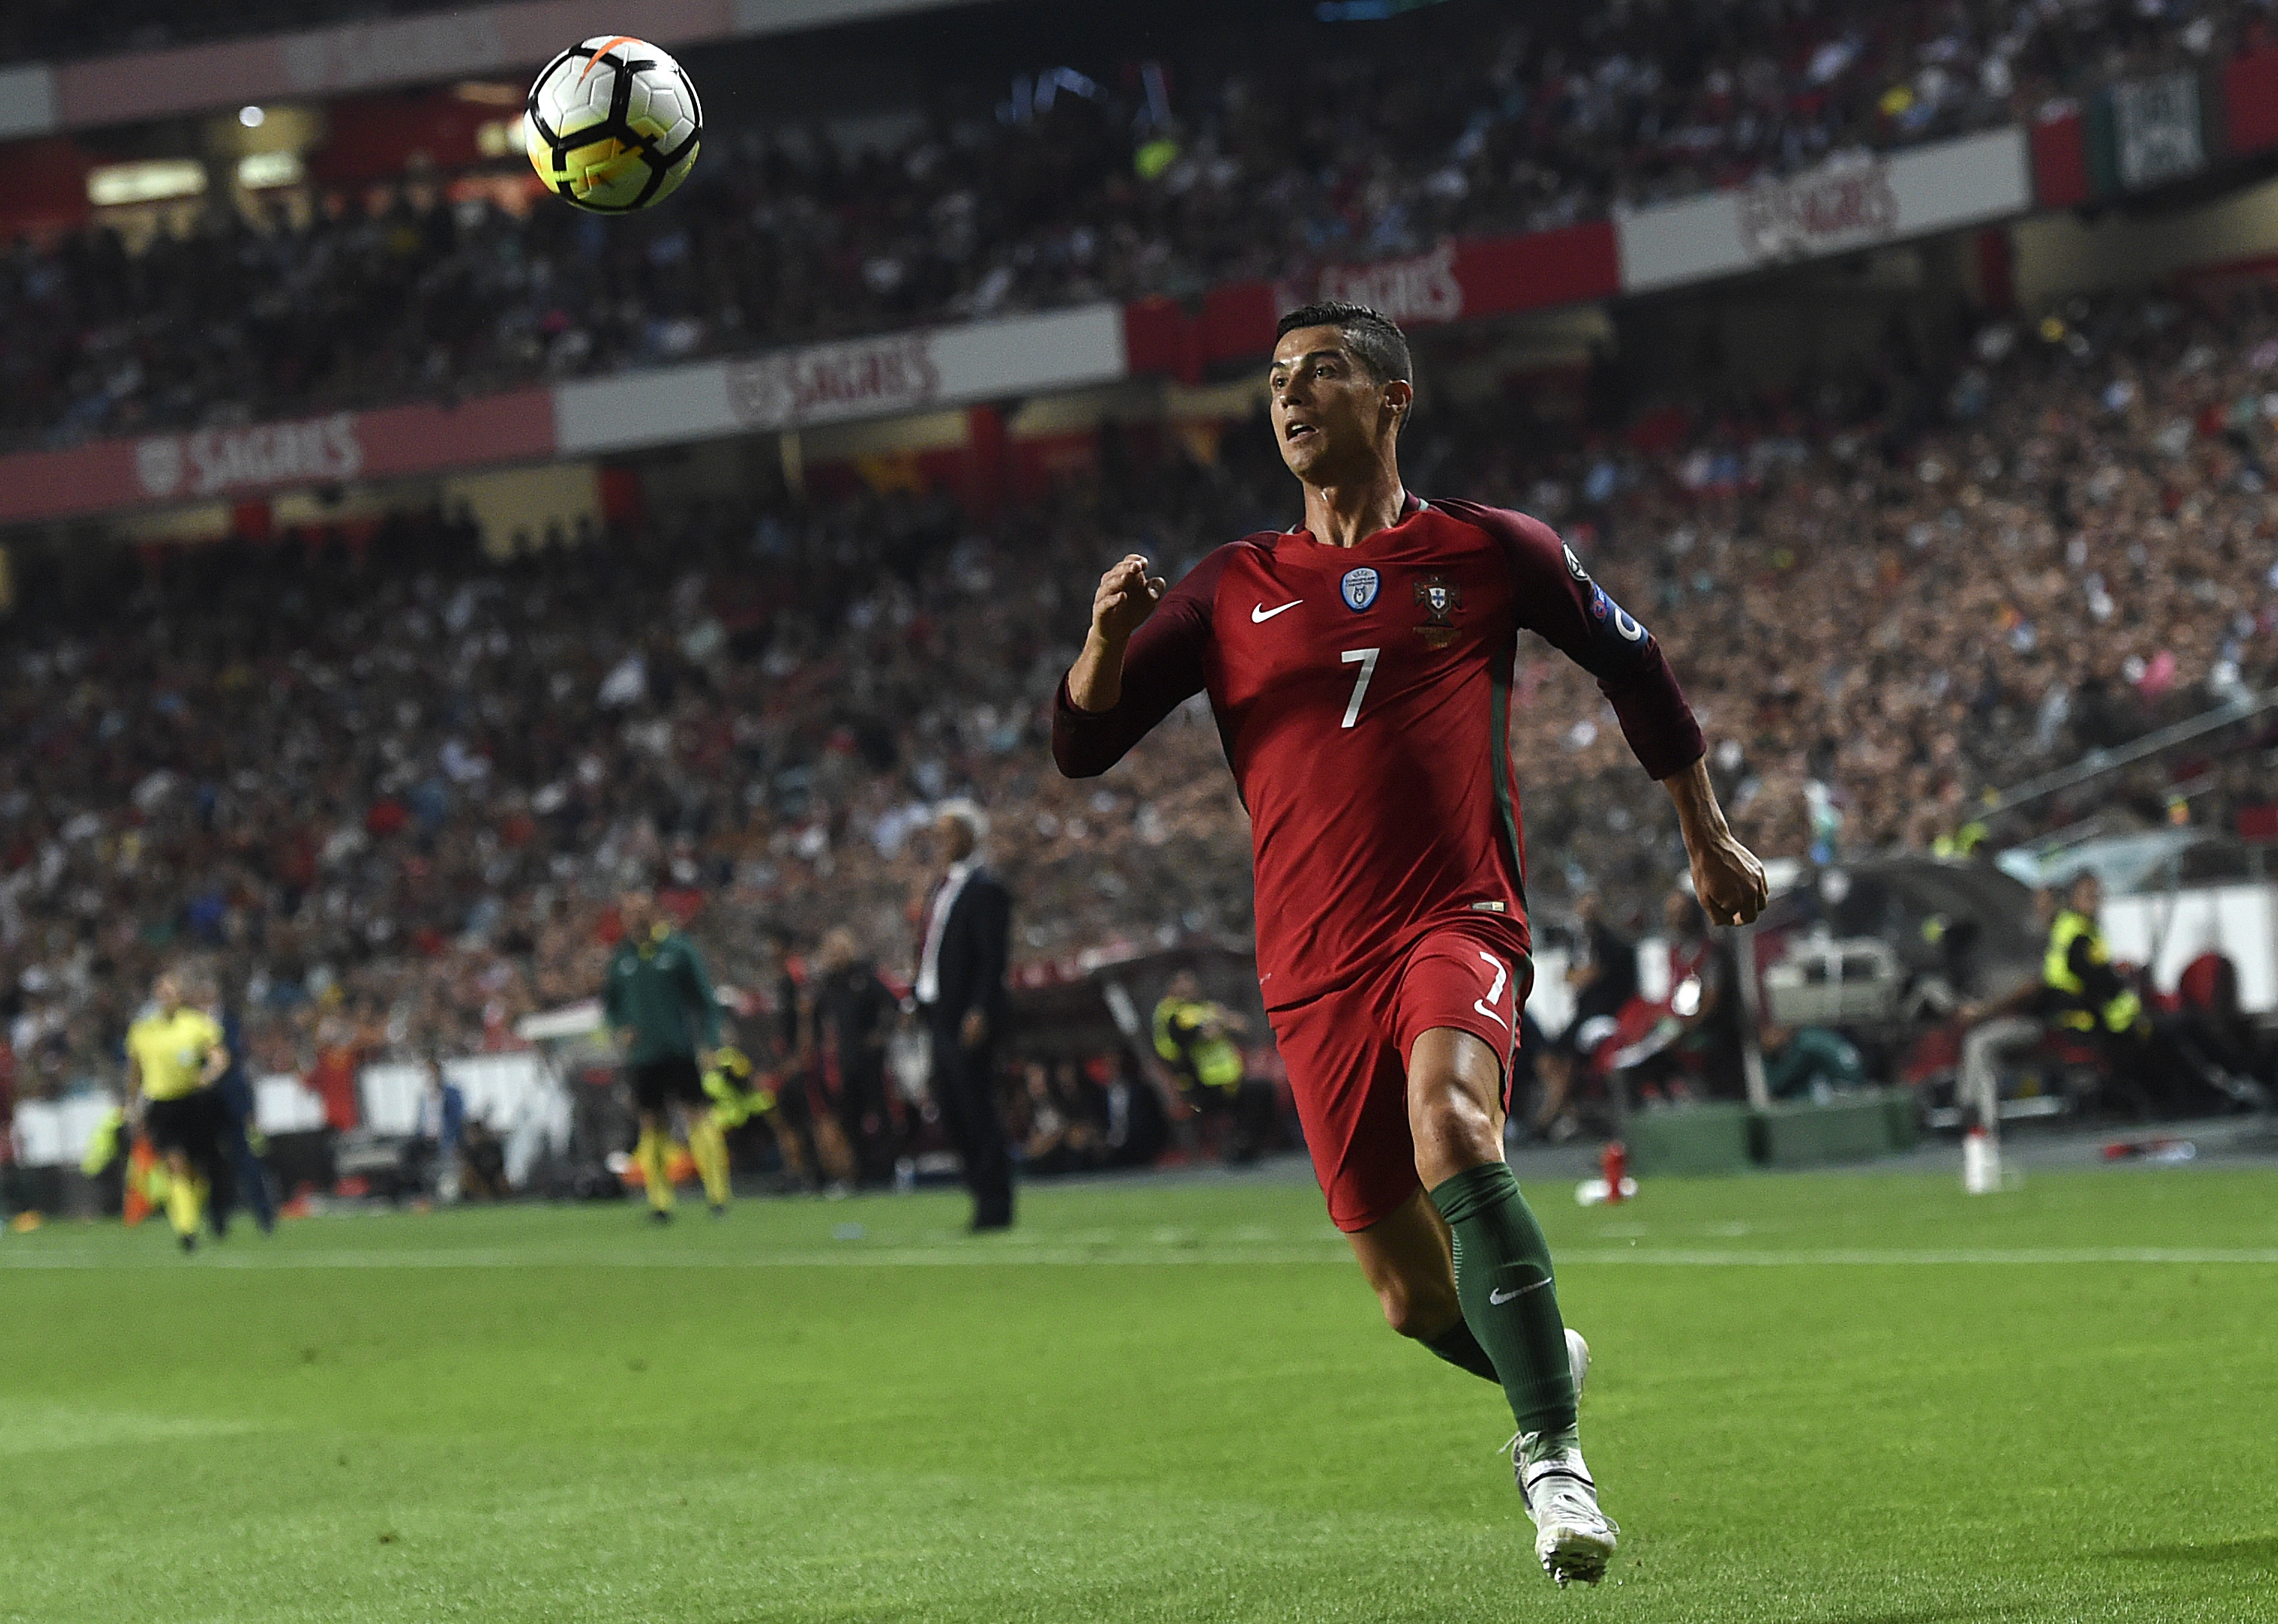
[1339,647,1381,728]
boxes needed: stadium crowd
[3,0,2268,449]
[4,280,2276,1114]
[0,0,2258,80]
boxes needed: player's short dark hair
[1274,302,1412,385]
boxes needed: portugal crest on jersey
[1340,567,1380,611]
[1413,573,1462,650]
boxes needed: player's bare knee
[1408,1090,1498,1184]
[1375,1272,1458,1340]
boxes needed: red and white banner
[1616,128,2031,294]
[553,304,1127,455]
[1295,223,1622,330]
[0,389,555,526]
[1306,242,1468,326]
[1159,223,1621,369]
[0,307,1131,524]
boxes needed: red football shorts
[1266,916,1531,1233]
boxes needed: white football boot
[1513,1328,1617,1587]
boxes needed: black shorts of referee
[143,1087,228,1158]
[628,1054,710,1115]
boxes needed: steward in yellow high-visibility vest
[1150,969,1273,1163]
[1153,986,1246,1097]
[2044,872,2142,1037]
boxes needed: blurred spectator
[1531,892,1639,1137]
[206,977,276,1233]
[804,925,900,1184]
[1014,1058,1105,1177]
[1564,893,1639,1042]
[458,1113,509,1199]
[1956,990,2054,1135]
[411,1052,465,1202]
[1757,1019,1868,1100]
[1621,890,1746,1102]
[2165,950,2273,1108]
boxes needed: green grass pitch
[4,1166,2274,1622]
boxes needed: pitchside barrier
[1624,1088,1921,1176]
[1752,1094,1895,1169]
[1623,1103,1756,1176]
[7,1054,566,1171]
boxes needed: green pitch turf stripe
[1563,1246,2278,1265]
[7,1243,2276,1269]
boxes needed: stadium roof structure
[0,0,988,140]
[1996,830,2268,897]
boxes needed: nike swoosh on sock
[1489,1277,1554,1305]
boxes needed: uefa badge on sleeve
[1340,568,1380,611]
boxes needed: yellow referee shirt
[126,1009,223,1102]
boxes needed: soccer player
[124,972,233,1254]
[1051,302,1767,1586]
[604,887,730,1221]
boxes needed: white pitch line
[2,1244,2276,1270]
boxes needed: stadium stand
[4,281,2274,1105]
[1,0,2264,450]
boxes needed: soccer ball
[525,35,701,212]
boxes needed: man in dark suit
[915,800,1014,1230]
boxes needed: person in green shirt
[1757,1020,1868,1100]
[603,888,726,1222]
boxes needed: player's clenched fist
[1067,554,1165,713]
[1690,833,1769,929]
[1090,554,1165,648]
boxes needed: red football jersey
[1053,497,1702,1010]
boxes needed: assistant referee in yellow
[125,971,232,1253]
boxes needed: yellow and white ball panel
[524,35,702,213]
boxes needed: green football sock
[1429,1161,1579,1463]
[1423,1319,1501,1383]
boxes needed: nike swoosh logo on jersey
[1251,600,1302,622]
[1489,1280,1551,1304]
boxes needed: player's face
[1268,327,1398,485]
